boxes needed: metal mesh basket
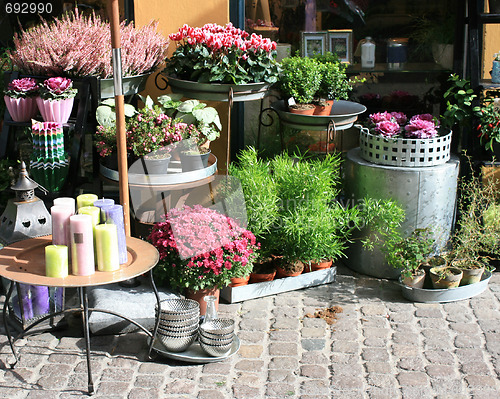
[358,127,452,167]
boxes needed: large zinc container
[343,148,459,279]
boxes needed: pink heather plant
[164,23,280,84]
[4,78,38,98]
[8,10,169,78]
[148,205,259,291]
[368,111,439,139]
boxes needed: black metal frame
[2,270,161,395]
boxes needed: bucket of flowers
[3,77,39,122]
[163,23,280,101]
[358,111,452,167]
[36,77,78,123]
[148,204,259,312]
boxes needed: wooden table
[0,235,160,395]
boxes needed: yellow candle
[45,245,69,278]
[95,224,120,272]
[76,194,98,210]
[78,206,100,226]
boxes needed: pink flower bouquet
[164,23,280,85]
[148,205,259,291]
[368,111,439,139]
[4,77,39,122]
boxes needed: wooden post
[107,0,131,237]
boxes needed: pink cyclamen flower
[374,121,401,137]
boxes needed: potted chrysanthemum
[163,23,279,100]
[3,77,39,122]
[148,205,259,313]
[36,77,78,123]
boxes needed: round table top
[0,235,159,287]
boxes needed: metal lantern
[0,161,52,245]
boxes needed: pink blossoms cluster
[369,111,439,139]
[164,23,280,85]
[4,77,38,98]
[148,205,259,291]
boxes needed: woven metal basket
[358,127,452,167]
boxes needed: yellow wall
[133,0,231,171]
[483,24,500,79]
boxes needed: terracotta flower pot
[313,100,333,116]
[36,97,74,123]
[289,104,315,115]
[276,266,303,278]
[249,269,276,283]
[184,287,219,316]
[4,96,38,122]
[304,260,333,273]
[459,267,485,286]
[229,275,251,287]
[429,266,463,289]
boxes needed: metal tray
[399,270,493,303]
[151,335,240,363]
[270,100,366,131]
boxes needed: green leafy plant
[278,55,322,105]
[95,99,137,128]
[473,95,500,153]
[440,74,477,130]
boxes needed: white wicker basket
[358,127,452,167]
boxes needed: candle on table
[93,198,114,209]
[76,193,98,210]
[51,205,74,246]
[95,224,120,272]
[69,214,95,276]
[53,197,76,214]
[102,204,128,264]
[78,206,100,262]
[45,244,69,278]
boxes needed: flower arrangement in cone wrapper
[367,111,440,139]
[148,205,259,291]
[4,77,38,98]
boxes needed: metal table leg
[2,282,18,367]
[80,287,94,395]
[147,269,161,358]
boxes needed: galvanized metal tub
[343,148,459,279]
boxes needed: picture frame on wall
[301,31,327,57]
[328,30,353,63]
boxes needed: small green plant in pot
[278,55,322,114]
[429,266,463,289]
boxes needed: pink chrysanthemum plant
[38,77,78,101]
[4,77,39,98]
[367,111,440,139]
[164,22,280,85]
[148,205,260,291]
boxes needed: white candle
[51,205,74,246]
[53,197,76,214]
[69,214,95,276]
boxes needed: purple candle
[93,198,115,224]
[31,285,50,316]
[51,205,74,246]
[102,204,127,264]
[69,214,95,276]
[17,283,33,320]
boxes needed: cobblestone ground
[0,265,499,398]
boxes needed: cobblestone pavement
[0,265,499,398]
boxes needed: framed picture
[328,30,353,63]
[301,31,328,57]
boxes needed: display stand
[258,100,366,153]
[0,235,160,395]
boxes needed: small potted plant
[429,266,463,289]
[36,77,78,123]
[474,94,500,155]
[147,205,259,313]
[278,55,322,114]
[3,77,39,122]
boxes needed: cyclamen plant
[38,77,78,101]
[368,111,439,139]
[164,23,280,85]
[4,77,38,98]
[148,205,259,291]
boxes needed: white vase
[36,97,74,123]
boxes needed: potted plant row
[278,52,364,115]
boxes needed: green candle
[45,245,69,278]
[76,194,98,210]
[95,224,120,272]
[78,206,100,262]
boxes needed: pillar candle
[102,204,127,264]
[45,244,69,278]
[78,206,100,262]
[31,285,50,316]
[69,214,95,276]
[95,224,120,272]
[53,197,76,214]
[51,205,74,246]
[93,198,114,210]
[76,193,98,210]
